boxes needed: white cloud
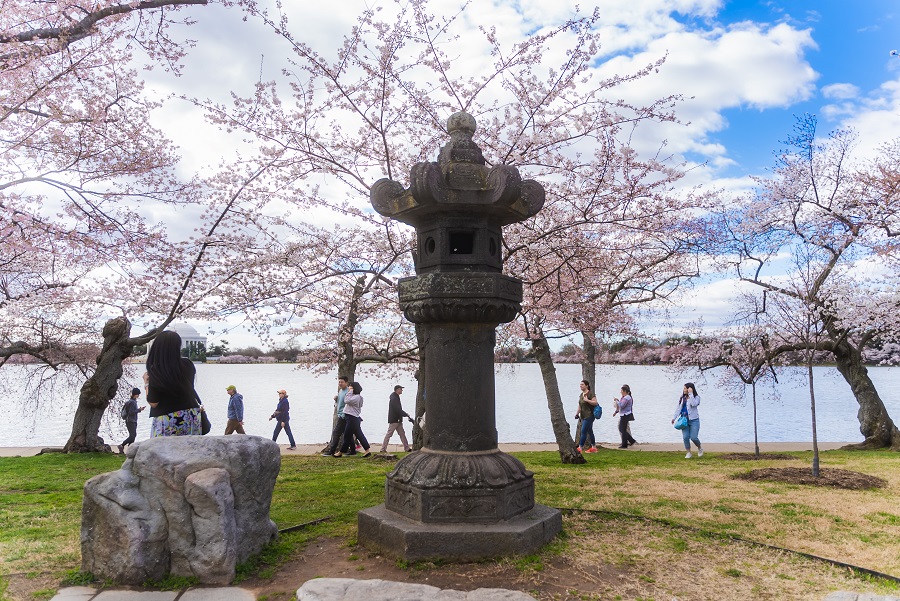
[821,83,860,99]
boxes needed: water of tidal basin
[2,363,897,448]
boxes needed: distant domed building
[167,322,207,349]
[156,322,208,360]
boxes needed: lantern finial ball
[447,111,476,136]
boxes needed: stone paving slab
[92,592,177,600]
[823,593,900,601]
[296,578,536,601]
[49,587,98,601]
[181,587,256,600]
[49,588,257,601]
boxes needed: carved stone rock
[81,435,280,584]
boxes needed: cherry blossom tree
[1,1,226,449]
[716,115,900,450]
[194,0,705,461]
[673,295,780,459]
[510,176,707,463]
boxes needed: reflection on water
[2,363,897,447]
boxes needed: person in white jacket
[673,382,703,458]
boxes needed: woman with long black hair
[143,330,203,437]
[673,382,703,458]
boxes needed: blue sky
[146,0,900,347]
[707,0,898,177]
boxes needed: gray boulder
[81,435,280,584]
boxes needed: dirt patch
[720,453,796,461]
[733,467,887,490]
[238,516,894,601]
[8,517,895,601]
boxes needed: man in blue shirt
[224,384,245,434]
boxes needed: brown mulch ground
[720,452,796,461]
[733,467,887,490]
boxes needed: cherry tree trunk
[64,317,135,453]
[531,336,585,464]
[831,340,900,450]
[580,330,597,388]
[807,360,820,476]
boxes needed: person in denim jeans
[672,382,703,458]
[574,380,599,453]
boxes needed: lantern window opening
[449,231,475,255]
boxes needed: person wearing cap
[379,384,412,453]
[270,389,296,450]
[118,387,146,454]
[224,385,246,435]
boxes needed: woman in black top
[143,330,202,437]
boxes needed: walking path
[0,440,852,457]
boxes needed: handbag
[593,405,602,419]
[674,398,689,430]
[195,392,211,435]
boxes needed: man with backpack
[118,387,146,453]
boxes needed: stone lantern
[357,112,561,561]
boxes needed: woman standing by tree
[575,380,599,453]
[673,383,703,458]
[143,331,202,437]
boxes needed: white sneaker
[697,448,704,457]
[685,452,692,459]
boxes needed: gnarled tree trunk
[531,335,585,464]
[64,317,136,453]
[831,340,900,450]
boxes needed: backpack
[593,404,602,419]
[120,403,129,420]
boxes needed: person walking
[574,380,599,453]
[224,385,246,434]
[333,381,371,457]
[143,330,203,437]
[673,382,703,458]
[379,385,412,453]
[323,376,351,456]
[270,389,297,450]
[613,384,637,448]
[118,387,145,453]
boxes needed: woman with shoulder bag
[613,384,637,449]
[143,330,203,437]
[575,380,599,453]
[672,382,703,458]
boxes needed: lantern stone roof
[370,111,545,228]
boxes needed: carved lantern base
[358,503,561,562]
[357,450,562,560]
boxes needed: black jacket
[387,392,409,423]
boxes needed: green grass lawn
[1,449,898,596]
